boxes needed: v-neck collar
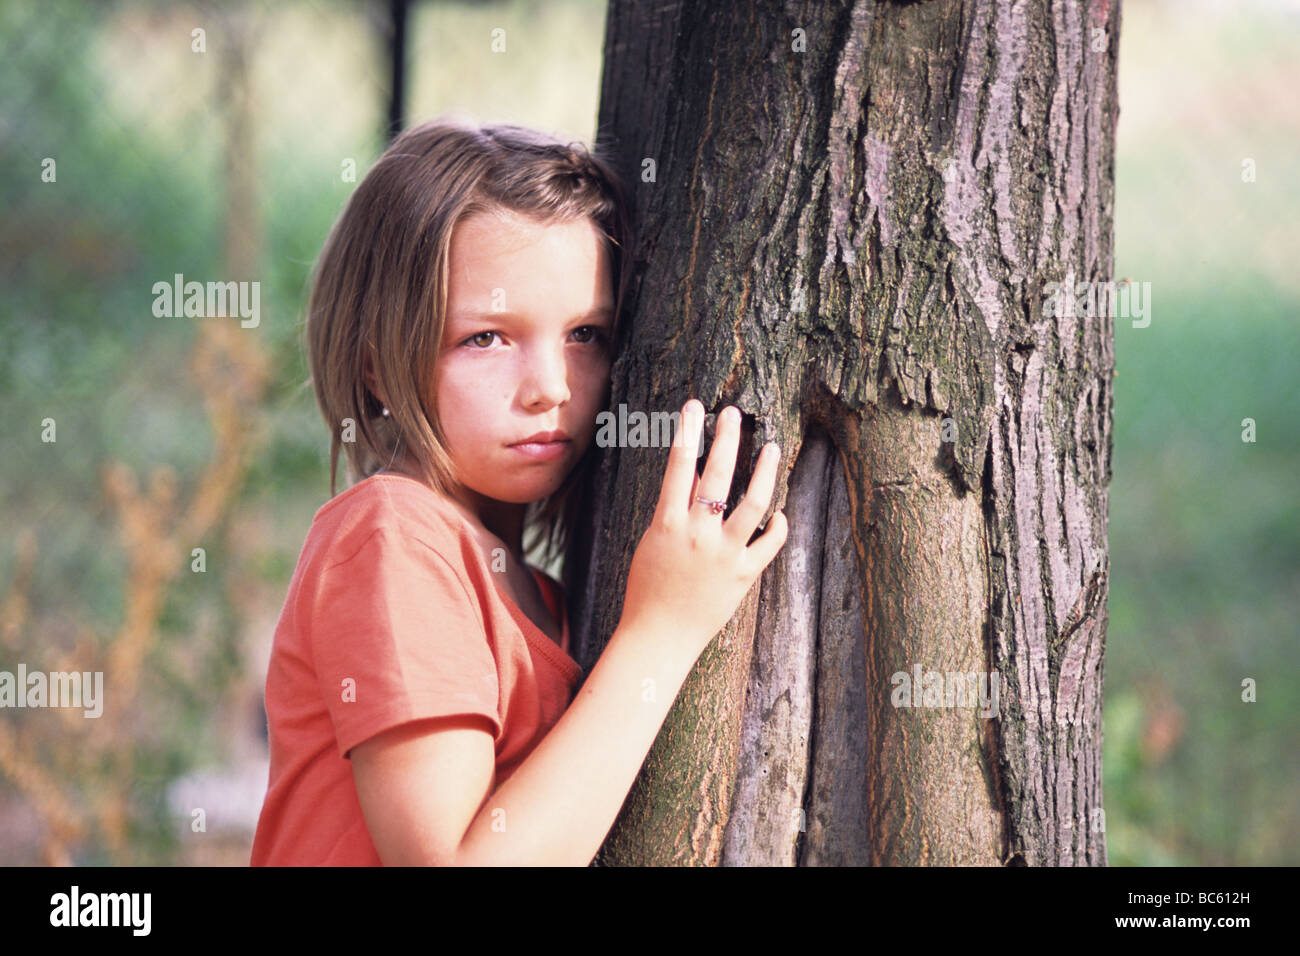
[361,473,584,683]
[511,568,583,681]
[485,566,582,683]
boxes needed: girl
[250,117,787,866]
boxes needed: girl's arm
[352,617,699,866]
[351,400,787,865]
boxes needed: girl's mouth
[508,439,570,461]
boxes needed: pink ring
[695,497,726,515]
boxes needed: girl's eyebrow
[447,305,615,323]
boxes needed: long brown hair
[304,115,633,568]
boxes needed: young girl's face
[434,207,614,508]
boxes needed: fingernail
[725,406,740,423]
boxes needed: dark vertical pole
[386,0,409,141]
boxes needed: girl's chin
[479,477,569,505]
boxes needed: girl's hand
[620,399,788,661]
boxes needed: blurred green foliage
[1104,2,1300,865]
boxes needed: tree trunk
[567,0,1118,866]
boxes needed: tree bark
[568,0,1118,866]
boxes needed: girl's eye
[461,327,608,349]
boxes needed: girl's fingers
[655,399,704,526]
[743,509,788,574]
[724,442,780,546]
[694,405,741,513]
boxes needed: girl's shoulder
[304,473,471,572]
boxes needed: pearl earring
[381,406,390,417]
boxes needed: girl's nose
[521,346,571,408]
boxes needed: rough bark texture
[567,0,1118,865]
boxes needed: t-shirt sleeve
[307,528,502,759]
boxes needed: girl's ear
[362,356,386,408]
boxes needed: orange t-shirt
[250,472,584,866]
